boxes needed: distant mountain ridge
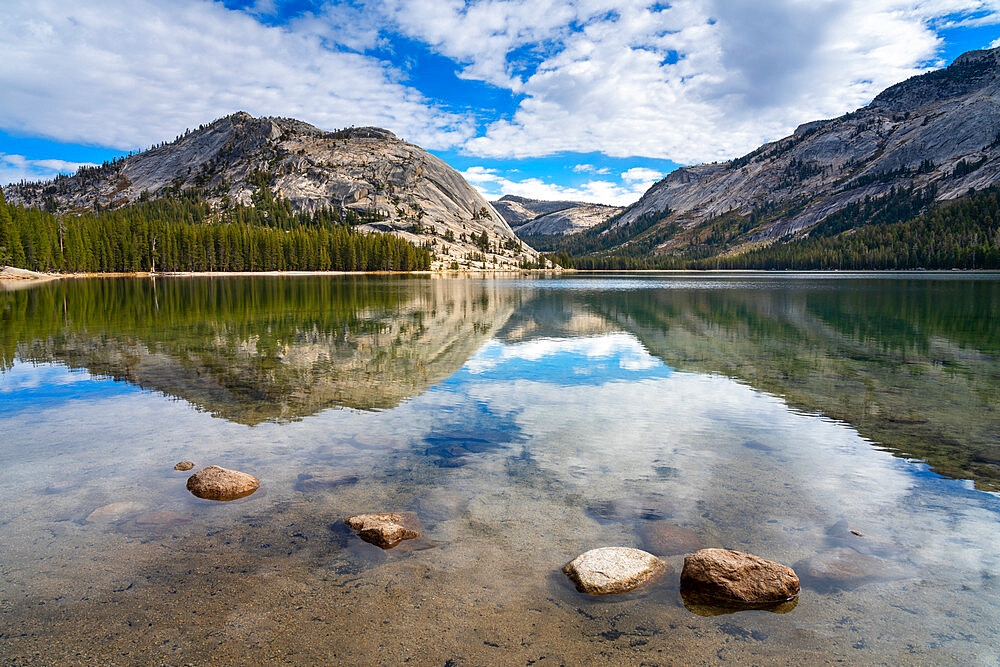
[559,46,1000,261]
[3,113,547,270]
[491,194,624,236]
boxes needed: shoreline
[2,266,999,284]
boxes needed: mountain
[3,113,547,270]
[491,194,623,236]
[549,46,1000,263]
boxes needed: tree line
[551,185,1000,270]
[0,189,430,273]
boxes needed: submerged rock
[295,472,359,492]
[345,513,420,549]
[681,549,799,604]
[186,465,259,501]
[638,522,702,556]
[562,547,667,595]
[174,461,195,471]
[682,592,799,617]
[795,548,903,590]
[85,501,144,524]
[585,495,671,524]
[825,519,897,557]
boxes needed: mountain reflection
[0,277,517,424]
[1,274,998,490]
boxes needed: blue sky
[1,1,998,205]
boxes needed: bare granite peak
[599,45,1000,255]
[3,113,548,270]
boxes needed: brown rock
[174,461,195,471]
[795,548,903,590]
[345,513,420,549]
[682,592,799,617]
[85,502,144,524]
[562,547,667,595]
[186,465,259,501]
[638,522,702,556]
[681,548,799,604]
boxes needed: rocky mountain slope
[492,195,623,236]
[592,46,1000,257]
[3,113,547,270]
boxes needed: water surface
[1,273,999,664]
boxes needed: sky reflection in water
[1,275,999,663]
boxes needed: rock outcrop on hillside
[608,47,1000,254]
[3,113,546,270]
[492,195,623,236]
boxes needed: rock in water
[345,513,420,549]
[562,547,667,595]
[295,472,359,492]
[174,461,195,471]
[681,548,799,604]
[638,522,703,556]
[186,465,259,501]
[85,501,144,524]
[795,548,902,590]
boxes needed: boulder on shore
[681,548,799,604]
[186,465,259,501]
[562,547,667,595]
[345,513,420,549]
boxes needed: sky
[1,1,998,206]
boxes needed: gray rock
[515,204,624,236]
[562,547,666,595]
[492,195,623,236]
[174,460,194,471]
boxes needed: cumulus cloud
[0,154,95,187]
[621,167,663,183]
[991,36,1000,48]
[461,165,652,205]
[3,0,998,171]
[376,0,1000,162]
[572,164,611,174]
[0,0,472,151]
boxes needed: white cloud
[464,333,661,374]
[378,0,1000,163]
[621,167,663,183]
[991,37,1000,48]
[0,154,95,187]
[461,165,651,205]
[572,163,611,174]
[0,0,472,151]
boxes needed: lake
[1,273,999,664]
